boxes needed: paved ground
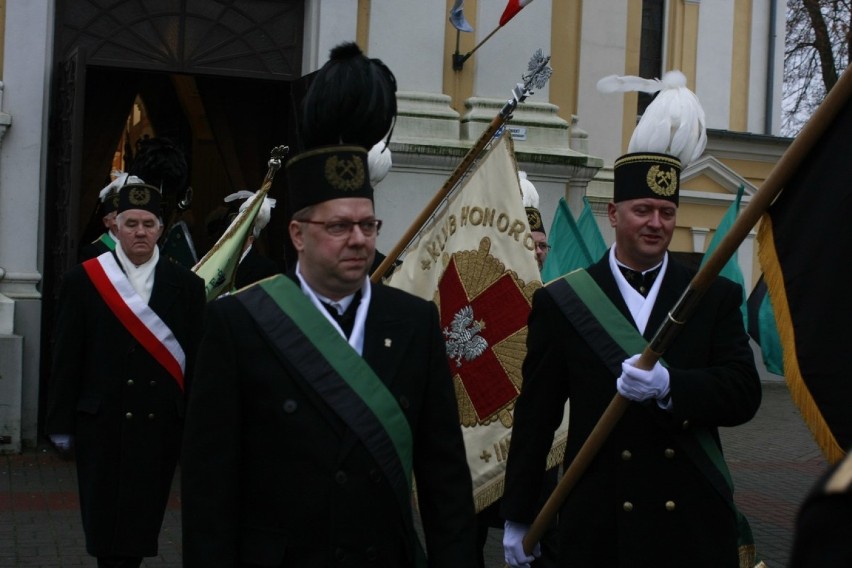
[0,379,829,567]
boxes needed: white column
[0,0,56,449]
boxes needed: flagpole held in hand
[371,51,552,282]
[521,63,852,557]
[192,145,288,301]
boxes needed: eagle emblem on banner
[435,237,539,429]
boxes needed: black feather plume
[128,137,188,196]
[299,42,397,151]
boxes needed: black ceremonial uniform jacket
[501,254,761,568]
[790,449,852,567]
[45,251,205,557]
[181,275,477,567]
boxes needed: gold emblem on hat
[526,209,543,232]
[325,155,366,192]
[128,187,152,206]
[646,165,678,197]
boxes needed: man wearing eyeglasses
[181,42,477,568]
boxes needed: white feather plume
[596,74,662,94]
[98,172,144,201]
[225,190,277,233]
[519,171,539,208]
[367,141,392,187]
[600,70,707,167]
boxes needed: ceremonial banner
[387,133,569,511]
[540,196,606,283]
[162,220,198,269]
[700,184,748,329]
[757,94,852,464]
[193,189,267,301]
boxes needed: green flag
[747,276,783,375]
[699,184,748,329]
[541,196,607,282]
[192,188,267,301]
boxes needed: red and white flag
[499,0,534,27]
[387,132,568,512]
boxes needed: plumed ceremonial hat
[286,42,397,213]
[99,172,144,214]
[519,171,545,235]
[597,70,707,206]
[116,182,163,216]
[128,137,188,195]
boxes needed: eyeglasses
[535,242,551,251]
[300,219,383,237]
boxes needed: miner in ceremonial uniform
[46,182,206,568]
[501,72,761,568]
[77,174,138,262]
[520,171,550,271]
[181,42,477,567]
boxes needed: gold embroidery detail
[646,164,678,197]
[324,154,366,192]
[128,187,152,206]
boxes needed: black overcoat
[45,253,205,557]
[501,255,761,567]
[181,277,478,567]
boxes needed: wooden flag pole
[522,64,852,555]
[371,51,552,283]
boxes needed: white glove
[503,520,540,568]
[49,434,73,451]
[617,354,670,402]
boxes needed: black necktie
[619,265,661,297]
[322,290,361,337]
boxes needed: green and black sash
[97,231,116,251]
[236,276,420,557]
[548,269,757,568]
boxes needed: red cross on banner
[438,256,531,422]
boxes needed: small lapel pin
[384,338,392,348]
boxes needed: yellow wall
[443,0,477,113]
[729,0,752,131]
[551,0,582,120]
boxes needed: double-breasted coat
[181,277,477,567]
[501,255,761,567]
[45,253,205,557]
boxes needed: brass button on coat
[621,450,632,461]
[148,413,155,420]
[664,448,675,458]
[127,379,134,386]
[623,501,633,512]
[682,420,690,430]
[283,399,298,414]
[125,412,133,420]
[335,471,348,485]
[665,500,676,511]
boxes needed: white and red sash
[83,252,186,390]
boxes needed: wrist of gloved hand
[503,520,541,568]
[616,354,670,402]
[49,434,73,451]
